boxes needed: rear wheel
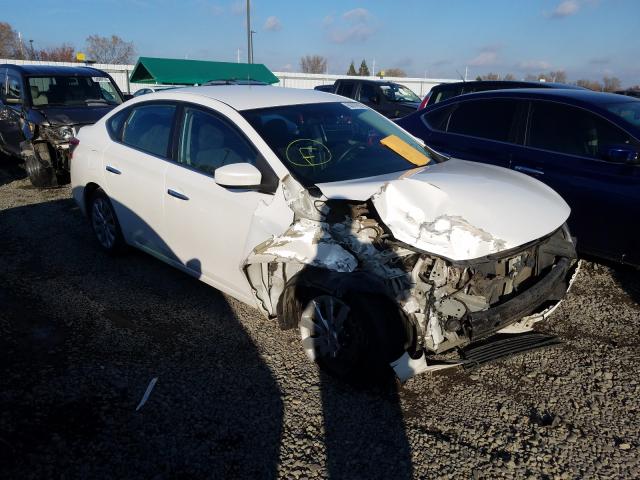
[89,189,126,254]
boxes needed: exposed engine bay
[245,176,577,379]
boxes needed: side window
[528,101,636,159]
[337,82,355,98]
[178,107,258,176]
[422,105,454,131]
[447,99,519,142]
[6,74,23,101]
[122,104,176,157]
[358,83,377,101]
[0,69,6,101]
[106,108,130,141]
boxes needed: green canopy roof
[129,57,279,85]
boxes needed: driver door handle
[106,165,121,175]
[167,189,189,201]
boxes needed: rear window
[422,105,454,131]
[447,99,519,143]
[122,104,176,157]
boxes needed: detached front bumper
[466,257,574,341]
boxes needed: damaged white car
[71,86,577,383]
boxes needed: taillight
[69,137,80,159]
[418,93,431,110]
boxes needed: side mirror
[215,163,262,188]
[601,145,640,164]
[122,93,134,101]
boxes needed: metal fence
[1,58,457,96]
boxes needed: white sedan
[71,86,577,383]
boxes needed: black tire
[88,189,126,254]
[25,152,57,188]
[292,290,402,385]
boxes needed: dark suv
[315,79,421,119]
[0,64,125,187]
[398,89,640,266]
[418,80,584,109]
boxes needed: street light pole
[246,0,252,63]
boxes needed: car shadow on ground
[0,188,414,478]
[0,196,284,478]
[0,154,27,187]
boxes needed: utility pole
[29,39,35,60]
[250,30,256,63]
[237,48,240,63]
[464,66,468,81]
[246,0,252,63]
[372,58,376,78]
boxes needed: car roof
[435,87,639,106]
[433,80,584,90]
[0,64,108,76]
[151,85,344,111]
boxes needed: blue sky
[3,0,640,85]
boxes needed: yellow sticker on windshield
[380,135,430,166]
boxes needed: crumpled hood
[316,159,570,261]
[37,105,116,126]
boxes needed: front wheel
[89,189,126,254]
[297,293,401,384]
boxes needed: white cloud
[326,8,378,44]
[550,0,580,18]
[469,46,501,67]
[264,16,282,31]
[343,8,370,22]
[519,60,552,70]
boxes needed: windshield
[380,84,421,103]
[242,102,434,186]
[606,101,640,129]
[28,75,123,107]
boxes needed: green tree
[358,59,370,76]
[346,61,357,76]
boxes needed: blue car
[397,89,640,266]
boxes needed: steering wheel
[336,144,367,164]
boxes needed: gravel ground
[1,157,639,479]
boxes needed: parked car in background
[71,86,576,383]
[418,80,585,110]
[0,64,125,187]
[313,84,335,93]
[314,78,421,118]
[615,89,640,99]
[132,86,179,97]
[398,89,640,266]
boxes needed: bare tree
[383,68,406,77]
[0,22,22,59]
[300,55,327,74]
[38,44,76,62]
[86,35,136,64]
[481,72,501,81]
[603,76,622,92]
[524,73,539,82]
[503,73,516,81]
[576,79,604,91]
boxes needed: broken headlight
[43,125,76,142]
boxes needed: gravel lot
[1,156,639,479]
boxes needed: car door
[163,104,279,301]
[423,98,525,167]
[0,71,26,156]
[102,102,177,256]
[512,99,640,262]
